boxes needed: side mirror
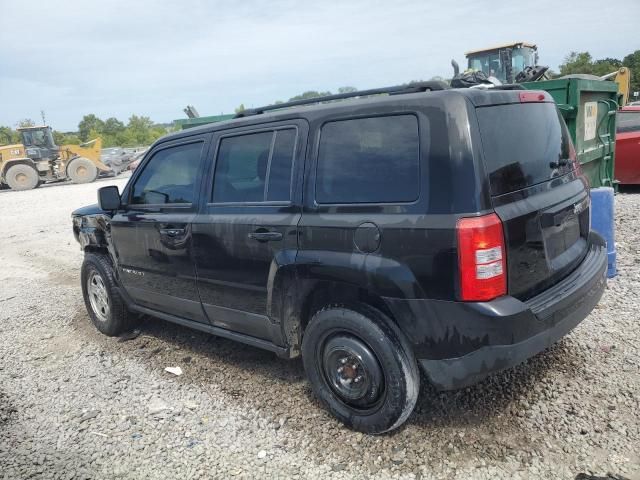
[98,185,121,211]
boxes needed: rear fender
[271,250,425,352]
[293,251,424,298]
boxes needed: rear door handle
[160,228,186,237]
[248,231,283,242]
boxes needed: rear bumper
[384,232,607,391]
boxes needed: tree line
[559,50,639,94]
[0,114,172,149]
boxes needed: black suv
[73,86,607,434]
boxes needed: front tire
[81,253,137,336]
[67,157,98,184]
[5,164,39,191]
[302,304,419,434]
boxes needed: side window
[267,129,296,201]
[131,142,203,205]
[316,115,420,204]
[617,112,640,133]
[212,129,296,203]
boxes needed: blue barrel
[590,187,617,278]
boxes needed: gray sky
[1,0,638,130]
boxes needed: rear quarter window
[315,115,420,204]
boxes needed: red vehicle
[616,106,640,184]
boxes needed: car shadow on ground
[73,309,587,431]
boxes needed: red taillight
[457,213,507,302]
[519,91,547,103]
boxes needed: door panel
[192,207,300,339]
[112,211,204,320]
[111,137,209,322]
[193,121,307,341]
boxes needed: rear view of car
[419,90,607,390]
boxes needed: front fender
[72,204,114,255]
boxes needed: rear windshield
[477,103,574,196]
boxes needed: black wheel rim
[320,333,385,410]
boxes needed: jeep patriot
[73,86,607,433]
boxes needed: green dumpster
[522,78,618,188]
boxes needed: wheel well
[299,281,394,337]
[2,159,36,177]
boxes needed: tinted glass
[131,142,203,204]
[477,103,574,196]
[213,132,272,203]
[267,129,296,201]
[212,129,296,203]
[316,115,420,204]
[617,111,640,133]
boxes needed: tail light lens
[457,213,507,301]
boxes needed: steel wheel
[321,334,385,410]
[302,305,420,433]
[87,271,110,322]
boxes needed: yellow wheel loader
[452,42,631,105]
[0,125,111,191]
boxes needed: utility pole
[40,110,46,125]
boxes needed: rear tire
[67,157,98,184]
[5,164,39,191]
[81,253,137,336]
[301,304,420,434]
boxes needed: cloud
[1,0,638,129]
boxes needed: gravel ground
[0,177,638,479]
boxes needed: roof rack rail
[235,81,450,118]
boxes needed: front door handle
[248,231,283,242]
[160,228,186,237]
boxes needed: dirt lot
[0,177,638,479]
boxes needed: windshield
[469,52,503,81]
[469,47,537,82]
[22,129,55,148]
[511,47,536,77]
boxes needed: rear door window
[212,128,296,203]
[476,103,574,196]
[316,115,420,204]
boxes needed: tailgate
[476,101,590,300]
